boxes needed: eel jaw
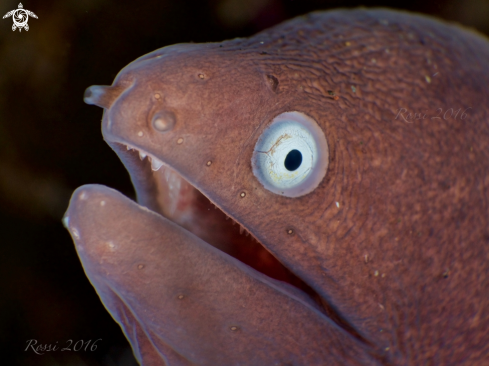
[108,140,329,313]
[103,140,369,345]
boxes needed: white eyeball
[252,111,329,197]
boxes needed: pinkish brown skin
[66,8,489,365]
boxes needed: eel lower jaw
[109,141,331,315]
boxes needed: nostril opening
[152,110,176,132]
[84,88,92,100]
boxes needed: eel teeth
[151,157,164,171]
[139,151,147,160]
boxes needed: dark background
[1,0,487,365]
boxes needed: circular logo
[12,9,28,28]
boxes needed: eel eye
[252,111,329,197]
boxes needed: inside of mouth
[113,143,370,342]
[118,144,325,304]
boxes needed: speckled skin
[68,8,489,365]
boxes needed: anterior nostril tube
[152,111,176,132]
[84,82,133,109]
[84,85,116,109]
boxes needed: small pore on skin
[266,74,279,92]
[327,91,339,100]
[239,191,246,198]
[177,137,184,144]
[206,160,212,166]
[137,131,144,137]
[137,264,145,270]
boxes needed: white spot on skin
[425,75,431,83]
[106,241,116,251]
[336,201,340,208]
[137,131,144,137]
[72,228,80,239]
[100,201,105,206]
[374,270,379,276]
[79,192,87,200]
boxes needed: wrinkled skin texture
[65,9,489,366]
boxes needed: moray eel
[64,8,489,365]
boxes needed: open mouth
[110,141,365,342]
[118,142,322,296]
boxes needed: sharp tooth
[151,157,164,171]
[139,151,147,160]
[239,225,244,235]
[126,145,132,150]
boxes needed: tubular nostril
[152,110,176,132]
[84,84,131,109]
[84,85,114,109]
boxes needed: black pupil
[284,149,302,171]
